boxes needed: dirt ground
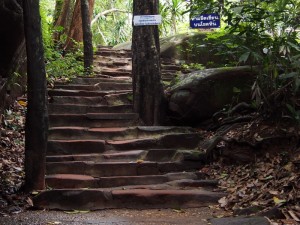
[0,207,226,225]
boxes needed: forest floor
[0,100,299,225]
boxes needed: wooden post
[132,0,164,125]
[23,0,48,191]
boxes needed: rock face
[0,0,26,113]
[167,66,258,124]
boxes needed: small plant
[182,63,205,70]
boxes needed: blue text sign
[190,13,220,29]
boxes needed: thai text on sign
[134,15,162,26]
[190,13,220,29]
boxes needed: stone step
[106,133,202,151]
[68,76,132,85]
[97,69,132,77]
[46,150,147,162]
[48,126,195,141]
[47,140,106,155]
[48,89,131,97]
[50,92,132,105]
[46,149,193,163]
[95,50,131,58]
[45,172,201,189]
[49,113,139,127]
[33,188,225,210]
[46,161,202,177]
[162,64,182,70]
[94,60,130,67]
[54,83,132,91]
[48,104,133,115]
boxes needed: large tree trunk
[23,0,48,191]
[53,0,76,43]
[64,0,94,50]
[132,0,164,125]
[81,0,93,74]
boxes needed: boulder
[114,32,230,67]
[166,66,258,124]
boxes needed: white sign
[134,15,162,26]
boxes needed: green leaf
[239,52,250,63]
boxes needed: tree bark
[81,0,93,74]
[53,0,76,43]
[64,0,94,50]
[23,0,48,191]
[132,0,164,125]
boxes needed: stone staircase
[33,46,225,210]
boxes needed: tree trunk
[64,0,94,50]
[53,0,76,43]
[132,0,164,125]
[81,0,93,74]
[23,0,48,191]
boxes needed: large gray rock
[114,32,229,67]
[167,66,258,124]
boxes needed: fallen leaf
[273,196,286,205]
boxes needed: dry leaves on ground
[201,152,300,224]
[0,100,29,217]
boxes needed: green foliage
[182,63,205,70]
[40,0,85,83]
[189,0,300,118]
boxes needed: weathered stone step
[54,83,132,91]
[49,113,139,127]
[33,188,225,210]
[48,89,131,97]
[162,64,182,70]
[95,50,131,58]
[48,104,133,115]
[94,60,130,67]
[68,76,132,85]
[46,148,193,163]
[50,93,132,105]
[45,172,201,189]
[46,161,201,177]
[50,96,105,105]
[106,133,202,150]
[46,150,147,162]
[98,69,132,77]
[47,140,106,155]
[48,126,195,141]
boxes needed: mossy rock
[167,66,258,124]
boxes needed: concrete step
[48,104,133,115]
[33,188,225,210]
[46,161,202,177]
[45,172,202,189]
[54,83,132,91]
[49,113,139,127]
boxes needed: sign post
[190,13,220,29]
